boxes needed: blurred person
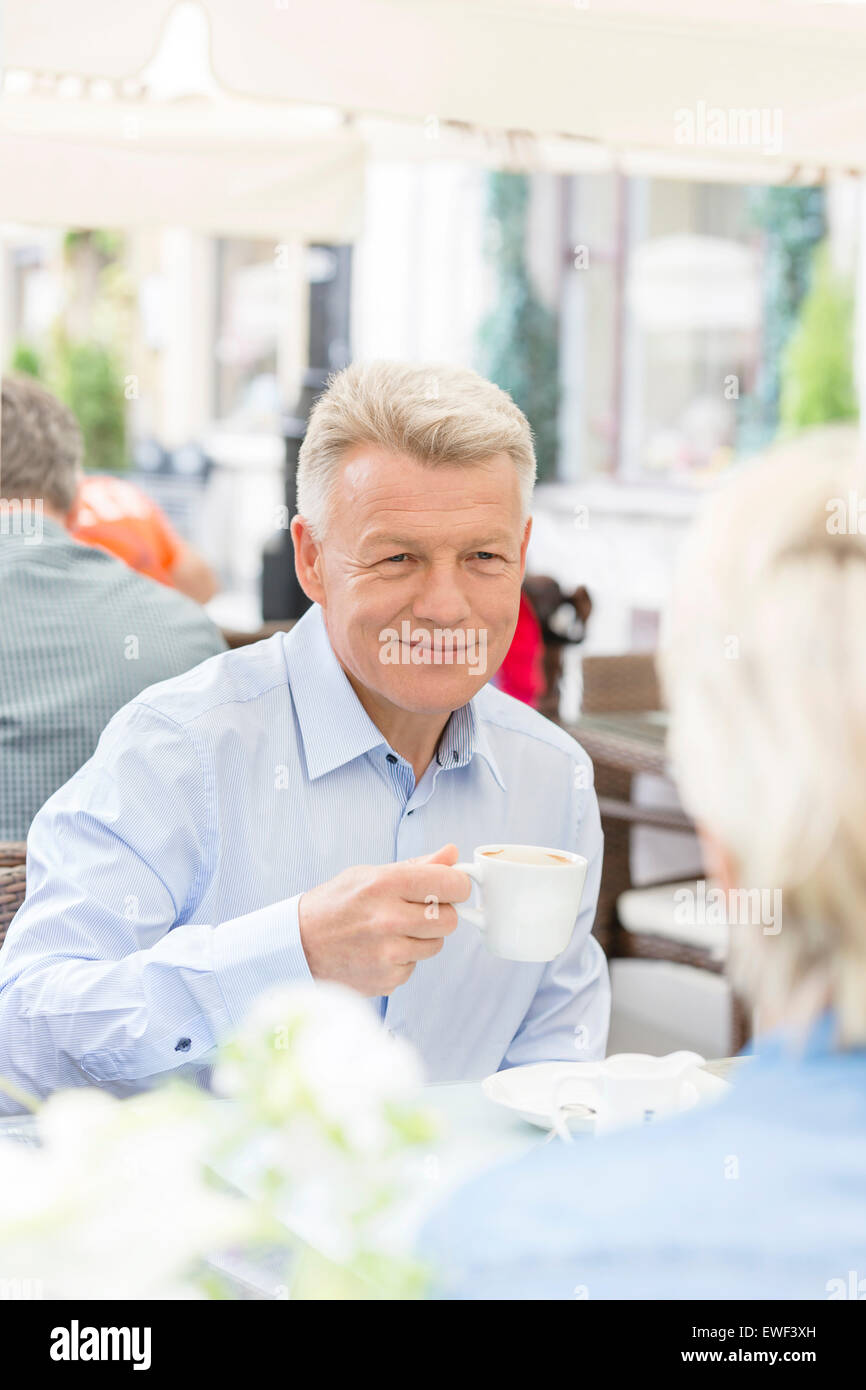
[418,425,866,1299]
[494,578,592,712]
[493,587,545,707]
[0,361,607,1109]
[522,575,592,719]
[69,472,220,603]
[0,376,227,841]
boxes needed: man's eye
[384,554,408,563]
[474,552,499,561]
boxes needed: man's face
[294,445,531,716]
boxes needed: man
[418,427,866,1300]
[69,472,220,602]
[0,376,226,842]
[0,361,607,1109]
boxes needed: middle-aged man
[0,361,608,1109]
[0,375,227,843]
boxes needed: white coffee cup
[455,843,588,962]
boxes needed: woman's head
[659,426,866,1043]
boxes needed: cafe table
[177,1057,745,1297]
[0,1057,744,1300]
[568,710,671,779]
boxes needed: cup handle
[549,1071,601,1143]
[454,862,485,931]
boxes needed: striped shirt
[0,600,607,1109]
[0,515,226,839]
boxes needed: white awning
[0,92,365,239]
[5,0,866,178]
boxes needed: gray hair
[1,375,83,513]
[296,360,536,540]
[658,425,866,1045]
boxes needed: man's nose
[412,565,472,628]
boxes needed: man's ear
[291,516,326,606]
[697,823,737,891]
[519,515,533,579]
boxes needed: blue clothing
[418,1013,866,1299]
[0,601,607,1109]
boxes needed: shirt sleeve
[499,757,609,1069]
[0,701,312,1112]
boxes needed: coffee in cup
[480,848,571,866]
[455,843,588,962]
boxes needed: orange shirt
[69,475,183,589]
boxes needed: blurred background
[4,2,863,645]
[3,0,866,1060]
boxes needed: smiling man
[0,362,607,1107]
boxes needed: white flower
[211,982,437,1268]
[0,1086,253,1300]
[0,983,438,1300]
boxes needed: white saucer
[481,1059,729,1133]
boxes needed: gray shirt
[0,515,226,839]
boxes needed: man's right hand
[297,843,472,997]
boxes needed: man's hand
[297,843,472,997]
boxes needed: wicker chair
[219,620,297,650]
[0,866,27,951]
[578,653,673,950]
[577,652,750,1053]
[0,843,27,869]
[581,653,660,716]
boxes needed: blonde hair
[658,425,866,1045]
[296,360,536,539]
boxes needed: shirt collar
[283,604,388,779]
[0,512,67,545]
[437,699,507,791]
[282,604,506,790]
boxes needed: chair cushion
[616,880,729,959]
[608,958,733,1058]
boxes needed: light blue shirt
[0,601,607,1110]
[419,1012,866,1300]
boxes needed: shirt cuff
[212,894,313,1026]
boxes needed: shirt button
[174,1037,192,1052]
[386,753,398,764]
